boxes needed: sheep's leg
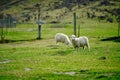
[56,41,59,45]
[73,47,76,53]
[76,47,79,52]
[76,47,80,52]
[56,41,58,45]
[62,42,64,46]
[82,46,85,53]
[83,46,85,50]
[74,46,77,52]
[74,47,77,51]
[74,48,79,53]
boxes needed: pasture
[0,19,120,80]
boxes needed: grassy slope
[0,0,120,80]
[0,18,120,80]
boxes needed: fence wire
[0,18,16,28]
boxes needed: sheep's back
[79,36,89,45]
[55,33,67,42]
[78,37,85,46]
[82,36,89,44]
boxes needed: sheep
[71,35,90,51]
[55,33,71,46]
[70,35,80,50]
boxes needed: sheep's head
[66,42,70,45]
[71,35,76,38]
[70,35,76,41]
[65,38,71,45]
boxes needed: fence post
[0,27,5,43]
[73,12,76,36]
[38,25,41,39]
[36,3,41,39]
[78,24,80,37]
[118,22,120,37]
[118,5,120,37]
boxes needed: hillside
[0,0,120,80]
[0,0,120,23]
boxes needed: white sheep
[71,35,90,51]
[70,35,80,49]
[55,33,71,46]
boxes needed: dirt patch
[47,45,59,49]
[54,70,90,76]
[64,72,76,76]
[0,59,11,64]
[54,71,76,76]
[24,68,32,71]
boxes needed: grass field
[0,18,120,80]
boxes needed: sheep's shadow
[55,50,71,56]
[101,36,120,42]
[47,45,59,49]
[48,45,72,56]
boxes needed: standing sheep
[70,35,80,50]
[71,35,90,51]
[55,33,71,46]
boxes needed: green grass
[0,18,120,80]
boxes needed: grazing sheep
[71,35,90,51]
[55,33,71,46]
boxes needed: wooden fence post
[78,24,80,37]
[38,25,41,39]
[118,22,120,37]
[118,5,120,37]
[73,12,76,36]
[37,3,41,39]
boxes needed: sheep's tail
[83,36,90,51]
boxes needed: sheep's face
[71,38,76,42]
[71,36,75,41]
[70,35,76,40]
[66,41,71,45]
[71,35,76,38]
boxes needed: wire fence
[0,18,16,28]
